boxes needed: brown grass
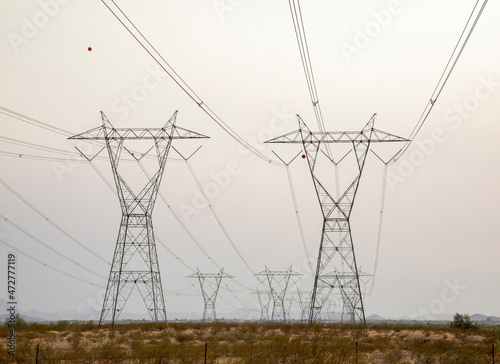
[0,320,499,363]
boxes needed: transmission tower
[252,290,272,322]
[69,111,208,327]
[294,290,312,323]
[187,268,234,322]
[320,295,340,323]
[285,297,295,322]
[266,114,407,327]
[254,266,302,322]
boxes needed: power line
[90,159,253,309]
[91,161,198,274]
[139,160,256,306]
[0,236,198,297]
[0,238,106,288]
[0,106,71,136]
[287,0,326,134]
[369,163,388,296]
[362,151,389,297]
[364,0,490,293]
[183,158,257,276]
[0,104,255,307]
[2,105,256,307]
[0,212,107,280]
[0,136,79,156]
[0,106,182,163]
[285,164,314,276]
[389,0,489,164]
[137,161,221,272]
[272,151,314,276]
[0,150,84,162]
[0,177,110,265]
[180,158,264,305]
[99,0,282,167]
[0,106,241,304]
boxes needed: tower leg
[99,215,167,327]
[309,218,366,327]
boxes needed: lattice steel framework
[266,114,407,327]
[294,290,312,323]
[187,268,233,322]
[254,266,302,322]
[70,111,208,327]
[252,290,272,322]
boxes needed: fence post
[35,345,39,364]
[355,341,358,364]
[250,340,253,363]
[493,343,495,364]
[204,342,208,364]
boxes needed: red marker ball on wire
[88,47,92,51]
[302,154,306,159]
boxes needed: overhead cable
[99,0,282,167]
[390,0,489,164]
[0,177,110,265]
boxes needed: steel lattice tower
[187,268,233,322]
[252,290,272,322]
[254,266,302,322]
[293,290,312,323]
[266,114,407,327]
[70,111,208,327]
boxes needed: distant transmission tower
[187,268,233,322]
[255,266,302,322]
[294,290,312,323]
[252,290,272,322]
[266,115,407,327]
[70,111,208,327]
[285,297,295,322]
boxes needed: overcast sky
[0,0,499,320]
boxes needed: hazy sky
[0,0,499,320]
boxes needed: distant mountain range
[1,298,499,323]
[0,298,261,322]
[367,313,500,322]
[470,314,500,322]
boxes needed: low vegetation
[1,319,499,363]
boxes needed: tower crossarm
[265,122,408,145]
[254,270,303,277]
[69,112,209,141]
[187,272,235,279]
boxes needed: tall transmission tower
[187,268,234,322]
[252,290,272,322]
[266,115,407,327]
[255,266,302,322]
[69,111,208,327]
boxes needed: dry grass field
[1,320,499,363]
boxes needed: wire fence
[2,341,498,364]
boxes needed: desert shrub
[450,313,478,330]
[95,341,127,360]
[494,327,500,340]
[175,331,196,343]
[3,313,27,328]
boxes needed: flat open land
[1,321,499,363]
